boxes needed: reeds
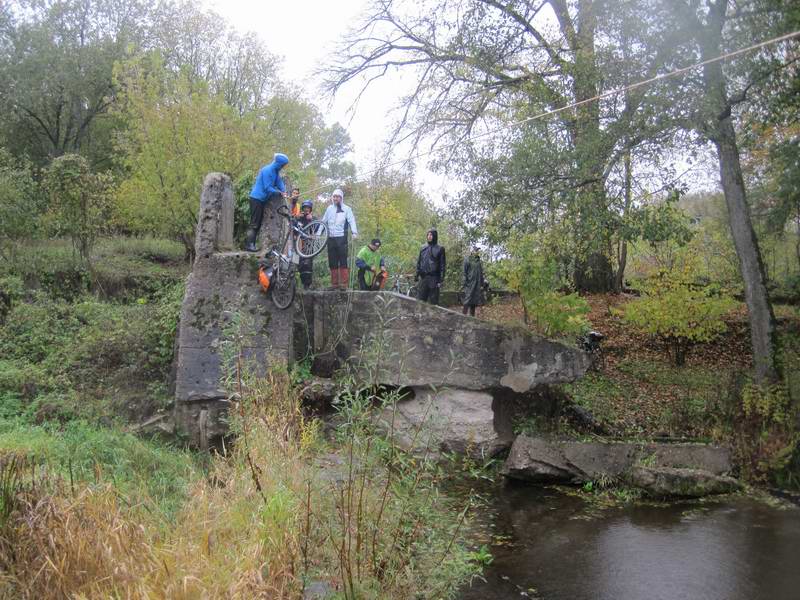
[0,367,475,599]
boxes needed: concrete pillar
[195,173,234,259]
[218,182,234,251]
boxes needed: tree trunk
[555,0,615,293]
[699,1,781,384]
[712,119,780,384]
[615,151,633,293]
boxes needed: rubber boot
[329,268,339,290]
[339,267,350,290]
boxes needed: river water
[458,482,800,600]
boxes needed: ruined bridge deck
[173,173,589,446]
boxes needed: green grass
[616,359,719,389]
[561,373,634,425]
[0,236,199,523]
[94,236,186,264]
[1,237,187,302]
[0,418,200,520]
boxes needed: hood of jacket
[427,228,438,245]
[272,153,289,169]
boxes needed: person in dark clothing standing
[297,199,315,289]
[462,246,484,316]
[245,153,288,252]
[416,228,446,305]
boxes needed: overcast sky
[202,0,456,200]
[202,0,720,201]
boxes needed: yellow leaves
[112,56,311,240]
[623,264,737,357]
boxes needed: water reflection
[459,483,800,600]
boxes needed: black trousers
[417,275,440,305]
[462,304,476,316]
[246,194,281,245]
[327,236,348,269]
[299,257,313,289]
[249,197,265,229]
[357,268,370,290]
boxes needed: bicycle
[275,203,329,259]
[257,204,328,310]
[258,246,296,310]
[389,273,418,298]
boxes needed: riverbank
[476,293,800,489]
[0,238,478,598]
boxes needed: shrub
[0,275,23,324]
[622,266,736,365]
[43,154,114,266]
[0,149,42,265]
[721,378,800,487]
[523,289,591,337]
[496,237,590,337]
[0,285,184,423]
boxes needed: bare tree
[323,0,682,291]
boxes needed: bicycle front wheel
[271,269,296,309]
[295,220,329,258]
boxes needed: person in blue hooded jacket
[245,153,289,252]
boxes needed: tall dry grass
[0,369,475,599]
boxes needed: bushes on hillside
[0,281,185,424]
[496,235,590,337]
[622,263,737,365]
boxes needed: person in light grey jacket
[321,188,358,289]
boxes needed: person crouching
[356,239,387,290]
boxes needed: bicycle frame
[390,273,417,296]
[275,204,327,260]
[265,246,296,309]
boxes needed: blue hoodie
[249,153,289,201]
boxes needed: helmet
[301,200,313,210]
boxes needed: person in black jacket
[415,228,446,305]
[297,200,315,289]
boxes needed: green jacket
[356,245,384,286]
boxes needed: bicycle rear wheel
[271,268,296,309]
[295,220,328,258]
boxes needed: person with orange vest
[289,187,301,217]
